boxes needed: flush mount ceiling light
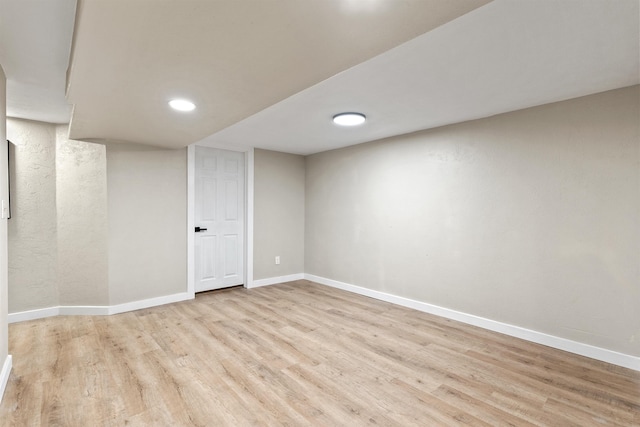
[169,99,196,112]
[332,112,366,126]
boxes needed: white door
[195,147,245,292]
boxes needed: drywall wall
[253,149,305,280]
[6,120,109,311]
[306,85,640,357]
[56,126,109,306]
[0,65,9,381]
[6,119,58,312]
[106,143,187,304]
[7,122,187,312]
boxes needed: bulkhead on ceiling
[65,0,491,148]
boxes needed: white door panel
[201,235,217,280]
[223,234,238,277]
[195,147,244,291]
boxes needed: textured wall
[7,120,110,310]
[306,86,640,357]
[56,126,109,306]
[253,149,305,280]
[7,119,59,312]
[106,143,187,305]
[7,123,188,311]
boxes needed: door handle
[195,227,208,232]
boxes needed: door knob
[195,227,208,232]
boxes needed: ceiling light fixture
[333,112,366,126]
[169,99,196,112]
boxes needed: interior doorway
[193,146,245,292]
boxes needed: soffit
[66,0,489,148]
[203,0,640,154]
[0,0,76,124]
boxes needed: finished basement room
[0,0,638,425]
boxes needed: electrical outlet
[275,256,280,265]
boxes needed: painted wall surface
[56,126,109,306]
[7,119,58,312]
[253,149,305,280]
[106,143,187,304]
[6,120,109,311]
[7,122,187,310]
[306,86,640,357]
[0,65,8,368]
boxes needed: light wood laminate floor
[1,280,638,426]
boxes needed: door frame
[187,142,254,298]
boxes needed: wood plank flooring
[1,280,638,426]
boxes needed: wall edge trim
[8,306,59,323]
[109,292,193,315]
[8,292,194,323]
[248,273,305,289]
[304,274,640,372]
[59,306,109,316]
[0,355,12,403]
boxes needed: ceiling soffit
[204,0,640,155]
[66,0,490,148]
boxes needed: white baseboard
[59,306,109,316]
[305,274,640,372]
[0,355,12,403]
[8,306,60,323]
[249,273,305,289]
[109,292,192,315]
[8,292,194,323]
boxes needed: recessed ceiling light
[333,112,366,126]
[169,99,196,112]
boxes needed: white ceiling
[65,0,488,148]
[0,0,76,123]
[205,0,640,154]
[0,0,638,155]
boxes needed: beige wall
[7,119,109,310]
[7,123,188,311]
[106,143,187,304]
[56,126,109,306]
[306,86,640,357]
[4,86,637,362]
[0,65,8,371]
[253,149,305,280]
[7,120,59,311]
